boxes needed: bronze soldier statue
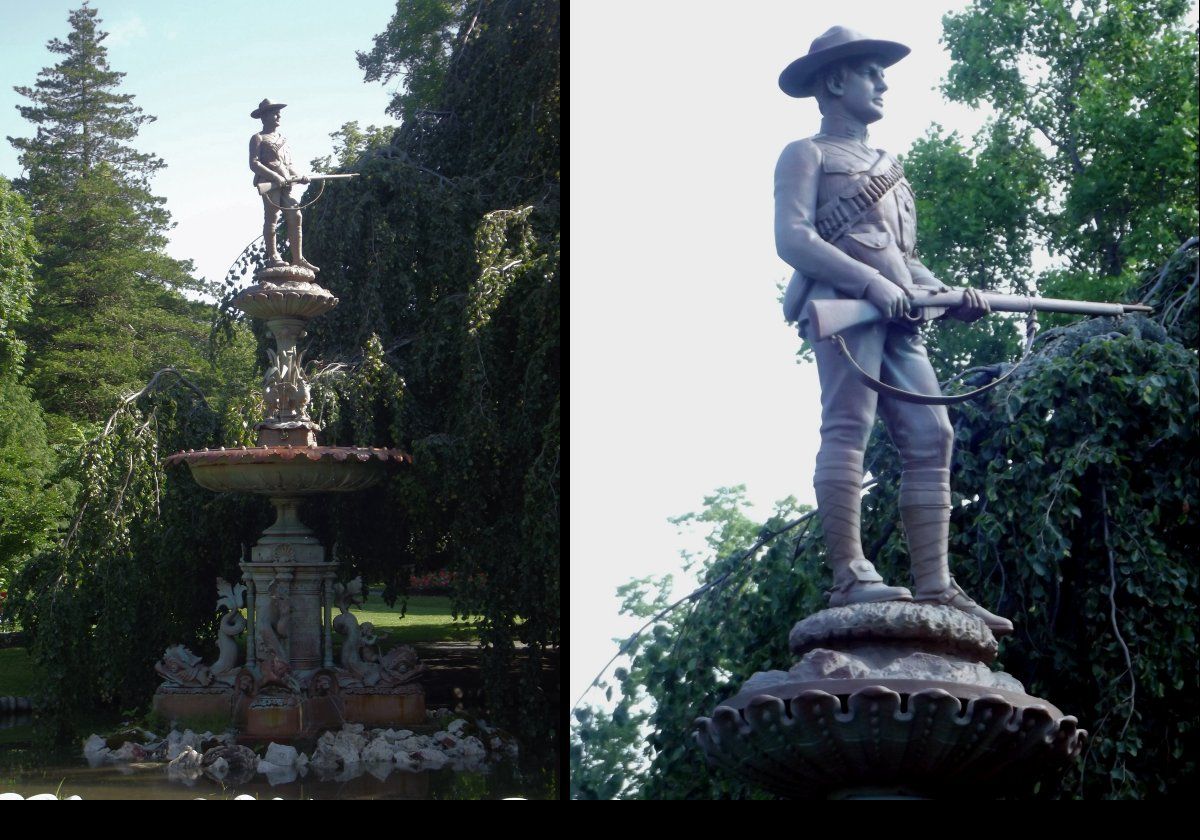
[249,98,317,272]
[775,27,1012,634]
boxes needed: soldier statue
[249,98,317,273]
[775,27,1012,634]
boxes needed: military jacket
[776,126,940,329]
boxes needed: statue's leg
[282,193,319,272]
[879,326,1012,634]
[813,323,912,606]
[263,198,284,265]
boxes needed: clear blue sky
[1,0,402,285]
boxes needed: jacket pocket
[846,230,892,249]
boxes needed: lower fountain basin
[165,446,411,495]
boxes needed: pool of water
[0,717,558,800]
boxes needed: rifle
[256,173,359,196]
[804,289,1152,342]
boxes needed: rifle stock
[803,290,1152,342]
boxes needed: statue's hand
[297,176,310,184]
[948,287,990,322]
[864,276,913,320]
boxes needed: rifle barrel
[915,290,1151,316]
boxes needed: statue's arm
[774,140,887,299]
[249,134,285,185]
[905,255,950,291]
[905,254,990,321]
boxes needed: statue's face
[835,57,888,125]
[264,110,281,132]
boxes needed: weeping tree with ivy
[211,0,561,746]
[572,0,1196,792]
[572,241,1197,799]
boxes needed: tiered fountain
[152,106,423,739]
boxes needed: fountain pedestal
[152,269,425,737]
[695,602,1086,799]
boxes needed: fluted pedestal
[695,602,1086,799]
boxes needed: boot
[902,469,1013,636]
[815,478,912,607]
[263,225,286,267]
[289,213,320,273]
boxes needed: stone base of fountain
[695,602,1086,799]
[152,677,426,741]
[154,270,428,742]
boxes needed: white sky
[568,1,1000,707]
[0,0,400,287]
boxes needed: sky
[568,1,1002,708]
[0,0,401,286]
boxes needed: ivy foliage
[226,0,560,744]
[574,295,1196,798]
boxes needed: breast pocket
[840,229,912,289]
[846,230,891,250]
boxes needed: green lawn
[0,593,476,701]
[356,593,481,645]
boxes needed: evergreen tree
[8,3,212,422]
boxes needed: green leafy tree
[901,121,1048,379]
[0,177,38,371]
[357,0,469,123]
[10,371,268,733]
[4,7,261,732]
[0,178,68,591]
[940,0,1198,297]
[8,4,213,422]
[310,120,396,172]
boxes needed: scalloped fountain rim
[164,445,410,466]
[163,445,411,495]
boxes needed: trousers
[811,318,953,486]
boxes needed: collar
[818,115,869,143]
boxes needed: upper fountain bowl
[232,281,339,321]
[164,446,410,495]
